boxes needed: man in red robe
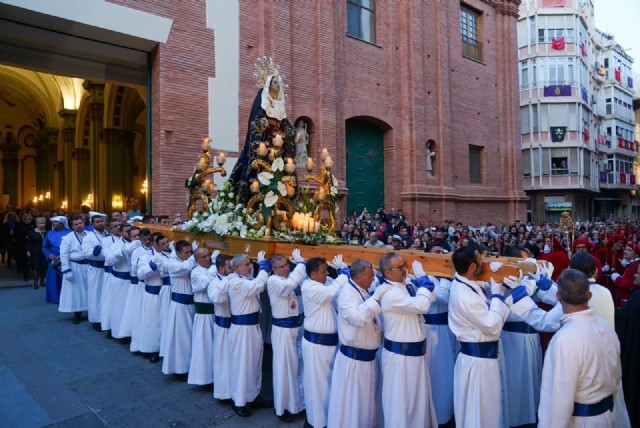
[611,241,640,307]
[572,238,604,284]
[538,235,569,281]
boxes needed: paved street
[0,264,302,428]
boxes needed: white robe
[327,278,382,428]
[301,277,341,428]
[266,263,306,416]
[379,278,437,428]
[137,252,164,353]
[99,235,117,330]
[424,276,457,425]
[157,251,172,357]
[81,229,109,323]
[160,255,197,375]
[188,264,216,385]
[118,240,142,338]
[448,274,510,428]
[539,309,620,428]
[227,270,269,406]
[58,232,88,313]
[207,273,231,400]
[104,238,131,339]
[128,244,154,352]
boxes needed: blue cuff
[490,294,505,302]
[296,261,307,266]
[414,276,435,291]
[338,267,350,278]
[62,269,71,274]
[536,275,553,291]
[92,245,102,256]
[258,260,271,272]
[511,285,528,304]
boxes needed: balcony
[462,38,483,62]
[600,171,636,188]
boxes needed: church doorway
[345,118,385,215]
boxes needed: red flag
[631,175,636,185]
[552,38,565,50]
[620,173,626,184]
[619,137,625,148]
[631,141,636,151]
[581,44,587,57]
[542,0,565,6]
[598,135,606,145]
[583,129,590,141]
[615,69,621,81]
[598,64,605,76]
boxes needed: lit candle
[268,148,276,161]
[272,133,284,148]
[217,152,226,166]
[314,221,321,233]
[306,157,314,172]
[286,184,295,197]
[285,158,296,174]
[303,219,309,234]
[316,187,326,201]
[201,138,210,151]
[257,142,268,157]
[323,156,333,169]
[321,147,329,160]
[250,181,260,193]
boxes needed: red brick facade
[110,0,526,224]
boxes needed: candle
[321,147,329,160]
[268,148,276,161]
[250,181,260,193]
[285,158,296,174]
[306,157,314,172]
[257,142,268,157]
[292,213,299,229]
[286,184,295,197]
[314,221,321,233]
[195,162,205,172]
[201,138,210,151]
[303,219,309,234]
[217,152,226,165]
[316,187,326,201]
[323,156,333,169]
[272,133,284,148]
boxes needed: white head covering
[50,216,70,230]
[130,216,143,223]
[89,211,107,221]
[261,74,287,121]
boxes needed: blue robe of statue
[42,228,71,303]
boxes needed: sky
[593,0,640,75]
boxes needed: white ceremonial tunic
[327,278,382,428]
[81,229,109,323]
[59,232,89,313]
[588,279,615,328]
[158,251,172,357]
[379,279,438,428]
[118,240,142,338]
[424,276,457,425]
[301,277,341,428]
[188,264,217,385]
[448,274,510,428]
[266,263,306,416]
[539,309,621,428]
[160,255,197,375]
[137,252,164,353]
[104,238,131,338]
[207,273,232,400]
[99,235,117,331]
[128,243,154,352]
[227,270,269,406]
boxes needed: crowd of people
[1,206,639,427]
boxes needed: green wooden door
[346,119,384,215]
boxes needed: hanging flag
[581,44,587,57]
[598,64,605,76]
[600,171,608,183]
[628,77,634,88]
[542,0,565,6]
[620,172,626,184]
[583,128,590,142]
[544,85,571,96]
[581,87,588,104]
[631,175,636,185]
[615,69,621,81]
[551,37,565,50]
[619,137,625,148]
[550,127,567,142]
[598,135,606,145]
[631,141,636,151]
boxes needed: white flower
[228,192,234,199]
[227,202,235,210]
[330,186,338,196]
[258,171,273,185]
[277,181,287,196]
[271,158,284,172]
[332,175,338,187]
[264,191,278,207]
[218,214,228,226]
[240,225,248,238]
[219,192,225,199]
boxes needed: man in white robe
[266,250,307,423]
[301,257,341,428]
[156,240,196,378]
[81,212,109,331]
[327,257,389,428]
[99,219,121,336]
[118,227,142,342]
[207,254,233,403]
[59,216,89,324]
[378,252,438,428]
[187,247,218,387]
[226,252,271,417]
[128,229,154,353]
[539,268,621,427]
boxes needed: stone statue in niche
[426,140,436,178]
[294,119,309,168]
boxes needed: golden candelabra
[559,211,575,256]
[186,138,227,218]
[304,149,337,233]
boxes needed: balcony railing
[462,38,483,62]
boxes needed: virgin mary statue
[229,58,295,203]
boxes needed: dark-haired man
[127,228,155,353]
[82,212,109,331]
[59,215,88,324]
[538,269,620,427]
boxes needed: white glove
[611,272,621,282]
[490,278,504,296]
[372,283,392,301]
[329,254,348,270]
[257,251,266,263]
[292,248,305,263]
[412,260,426,278]
[602,264,610,273]
[191,240,199,251]
[503,275,521,290]
[211,250,220,263]
[620,259,629,268]
[523,277,537,296]
[64,271,74,282]
[489,262,503,272]
[169,241,175,251]
[545,261,555,279]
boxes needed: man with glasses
[378,252,438,427]
[267,249,307,423]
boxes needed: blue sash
[215,316,231,328]
[272,314,304,328]
[162,277,171,286]
[171,292,194,305]
[231,312,259,325]
[89,260,105,269]
[573,395,614,417]
[424,312,448,325]
[460,341,499,359]
[304,330,338,346]
[145,285,161,295]
[340,344,377,361]
[383,338,426,356]
[112,270,130,280]
[71,259,88,264]
[503,321,537,334]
